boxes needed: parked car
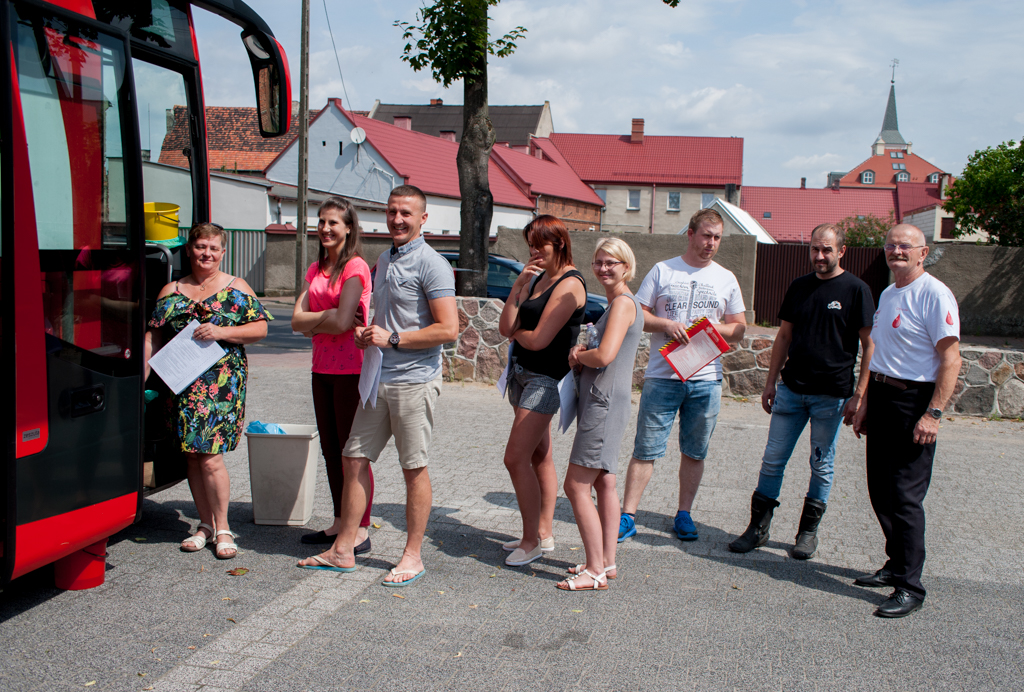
[439,252,607,324]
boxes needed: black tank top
[514,269,586,380]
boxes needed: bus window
[133,59,194,231]
[94,0,194,62]
[14,8,138,367]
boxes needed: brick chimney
[430,98,443,106]
[630,118,644,143]
[394,116,411,130]
[800,177,806,189]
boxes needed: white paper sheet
[358,346,383,408]
[495,342,516,398]
[663,330,723,381]
[558,370,578,434]
[148,320,227,395]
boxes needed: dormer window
[928,173,940,183]
[889,151,904,159]
[861,170,875,184]
[896,171,909,182]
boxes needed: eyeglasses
[592,260,625,269]
[884,243,925,253]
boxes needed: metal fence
[177,227,267,295]
[754,244,889,326]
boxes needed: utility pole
[293,0,310,299]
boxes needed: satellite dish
[350,127,366,145]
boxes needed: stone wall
[442,302,1024,419]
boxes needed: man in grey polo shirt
[297,185,458,586]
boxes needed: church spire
[876,63,906,148]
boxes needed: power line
[321,0,352,110]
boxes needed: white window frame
[896,171,909,182]
[861,170,874,184]
[627,189,641,211]
[667,191,681,212]
[928,173,940,184]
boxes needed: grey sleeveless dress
[568,293,644,474]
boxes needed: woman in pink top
[291,197,374,553]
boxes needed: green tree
[397,0,681,296]
[836,211,895,247]
[396,1,526,297]
[943,137,1024,246]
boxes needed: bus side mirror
[240,30,292,137]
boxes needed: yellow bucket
[144,202,180,241]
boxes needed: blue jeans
[755,382,846,503]
[632,378,722,462]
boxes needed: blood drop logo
[946,311,954,326]
[892,313,901,328]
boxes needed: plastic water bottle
[586,324,600,349]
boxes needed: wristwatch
[928,407,942,419]
[389,332,401,350]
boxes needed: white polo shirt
[869,272,960,383]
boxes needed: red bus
[3,0,291,589]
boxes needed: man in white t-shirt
[849,224,961,618]
[618,209,747,543]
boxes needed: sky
[185,0,1024,188]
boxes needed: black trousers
[310,373,373,525]
[865,378,936,598]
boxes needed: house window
[667,192,681,212]
[861,171,874,184]
[896,171,909,182]
[890,151,904,159]
[627,190,640,210]
[940,217,956,239]
[763,212,772,219]
[701,193,715,209]
[928,173,941,183]
[892,163,906,170]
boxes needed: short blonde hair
[188,222,227,248]
[594,237,636,282]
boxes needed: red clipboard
[658,317,730,381]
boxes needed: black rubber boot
[791,498,827,560]
[728,491,780,553]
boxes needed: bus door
[3,3,145,582]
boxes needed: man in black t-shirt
[729,224,875,559]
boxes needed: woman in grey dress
[557,238,644,591]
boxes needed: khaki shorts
[342,378,442,469]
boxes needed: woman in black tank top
[497,216,587,567]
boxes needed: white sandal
[556,569,608,591]
[181,523,214,552]
[568,563,616,579]
[214,530,239,560]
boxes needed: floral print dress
[148,282,272,454]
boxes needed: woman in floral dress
[144,223,271,559]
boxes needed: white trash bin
[245,424,320,526]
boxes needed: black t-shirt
[778,271,875,398]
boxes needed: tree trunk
[455,20,495,297]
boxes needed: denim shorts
[632,377,722,462]
[508,359,561,415]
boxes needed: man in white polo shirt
[850,224,961,618]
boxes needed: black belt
[870,371,912,390]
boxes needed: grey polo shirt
[372,236,456,384]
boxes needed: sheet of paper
[358,346,383,408]
[495,343,515,398]
[557,370,578,434]
[663,329,724,381]
[148,320,227,395]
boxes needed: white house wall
[142,162,270,231]
[265,107,400,204]
[421,196,532,236]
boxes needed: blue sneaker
[674,511,698,541]
[618,513,637,543]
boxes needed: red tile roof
[840,151,945,189]
[895,182,942,217]
[490,142,604,206]
[306,101,535,209]
[547,132,743,187]
[740,186,896,243]
[159,105,317,173]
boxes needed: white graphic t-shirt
[869,272,960,382]
[636,257,745,381]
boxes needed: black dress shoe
[300,530,336,545]
[354,538,371,556]
[874,588,924,618]
[853,568,894,588]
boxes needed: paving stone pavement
[2,349,1023,692]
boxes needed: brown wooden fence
[753,244,889,326]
